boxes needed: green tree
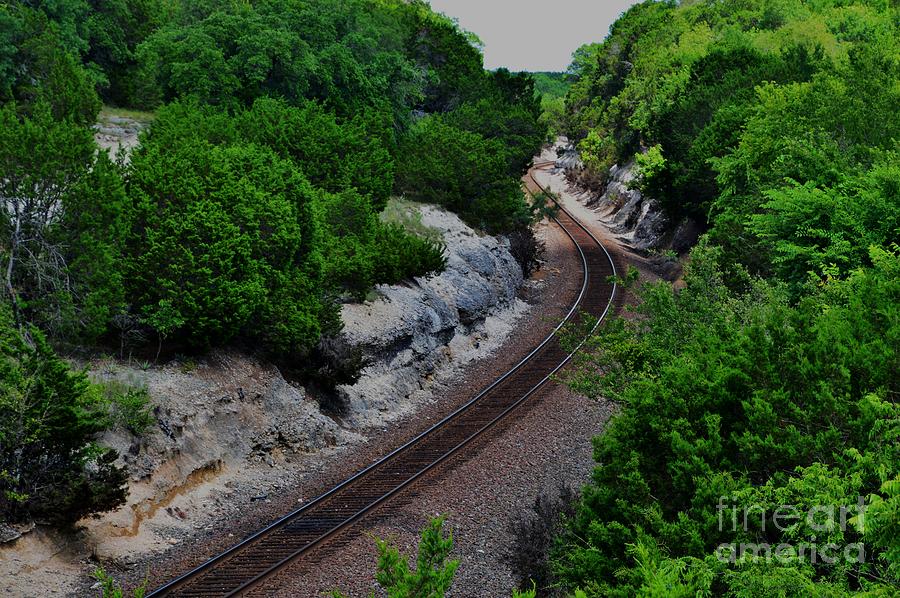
[0,5,100,124]
[0,102,127,342]
[396,117,531,233]
[406,3,486,113]
[747,156,900,287]
[444,95,545,177]
[0,302,127,525]
[125,137,334,354]
[84,0,175,106]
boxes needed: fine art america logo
[715,496,867,564]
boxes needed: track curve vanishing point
[146,161,618,597]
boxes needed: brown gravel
[256,371,611,597]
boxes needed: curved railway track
[147,161,618,597]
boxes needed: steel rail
[147,161,616,597]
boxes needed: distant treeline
[530,71,570,137]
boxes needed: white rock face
[599,160,668,251]
[337,204,526,426]
[553,141,668,251]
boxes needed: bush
[0,303,127,526]
[396,117,532,233]
[333,516,459,597]
[505,227,542,278]
[509,486,579,593]
[318,190,446,299]
[373,224,446,286]
[93,567,148,598]
[125,137,335,354]
[100,380,155,436]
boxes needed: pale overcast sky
[426,0,643,72]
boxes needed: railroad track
[147,161,618,597]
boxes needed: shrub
[333,516,459,597]
[93,567,148,598]
[0,303,127,525]
[505,227,542,278]
[100,380,155,436]
[396,117,531,233]
[318,190,446,299]
[373,224,446,286]
[509,486,579,593]
[125,137,335,354]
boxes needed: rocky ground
[92,110,150,160]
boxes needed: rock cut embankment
[1,201,530,593]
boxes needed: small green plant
[512,583,537,598]
[93,567,148,598]
[648,248,678,261]
[179,358,198,374]
[333,516,459,598]
[100,380,155,435]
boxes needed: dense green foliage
[132,0,423,116]
[396,66,545,232]
[564,0,899,240]
[560,245,899,596]
[0,305,127,525]
[397,116,532,232]
[0,102,128,343]
[0,2,101,124]
[0,0,544,356]
[126,135,332,352]
[551,1,900,595]
[531,72,570,103]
